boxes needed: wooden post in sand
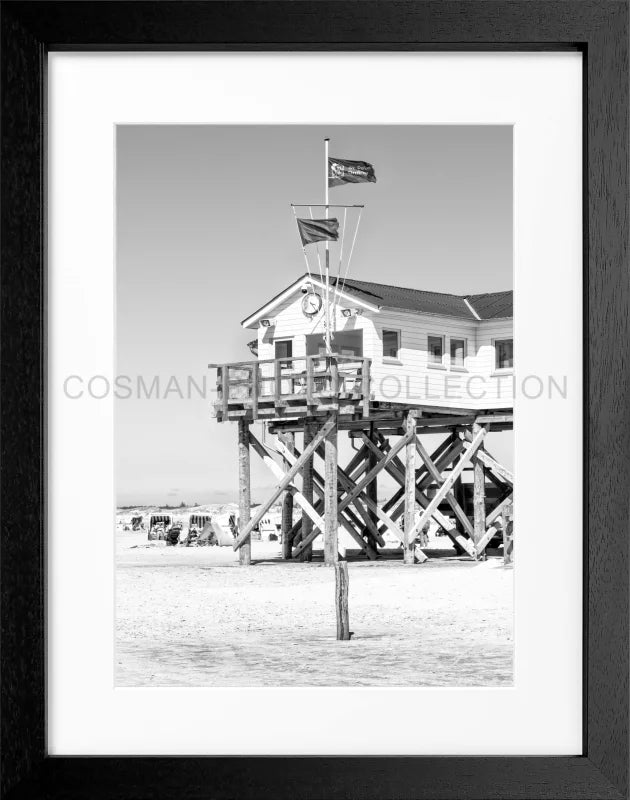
[301,420,315,562]
[334,561,351,640]
[279,431,294,559]
[238,419,251,566]
[503,502,514,565]
[472,420,486,561]
[403,410,417,564]
[366,423,379,535]
[324,413,339,565]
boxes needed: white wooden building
[212,273,514,566]
[242,273,513,412]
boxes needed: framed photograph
[1,2,628,798]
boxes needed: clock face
[301,292,322,317]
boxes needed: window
[382,329,400,359]
[274,339,293,368]
[495,338,513,369]
[428,335,444,365]
[306,330,363,358]
[450,338,466,368]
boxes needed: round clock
[301,292,323,317]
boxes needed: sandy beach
[116,533,513,687]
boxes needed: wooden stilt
[334,561,351,640]
[366,423,378,539]
[238,418,251,566]
[324,413,339,565]
[313,442,384,547]
[503,502,514,565]
[301,421,315,562]
[233,418,334,550]
[404,410,417,564]
[472,421,486,560]
[279,431,294,559]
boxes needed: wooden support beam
[469,497,514,558]
[375,456,470,559]
[486,490,514,526]
[279,431,294,560]
[221,366,229,419]
[475,414,513,425]
[472,421,487,559]
[414,436,475,539]
[405,428,487,542]
[293,433,411,558]
[251,363,259,421]
[366,424,379,539]
[301,421,315,562]
[276,440,378,559]
[274,360,282,405]
[238,418,251,566]
[504,503,514,565]
[335,562,351,640]
[312,442,385,548]
[233,421,333,550]
[376,435,461,534]
[475,525,499,556]
[306,357,314,407]
[361,358,371,418]
[474,448,514,487]
[404,412,417,564]
[460,430,514,487]
[370,432,473,550]
[324,413,339,565]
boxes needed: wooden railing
[210,355,372,419]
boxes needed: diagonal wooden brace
[378,435,460,522]
[367,433,474,556]
[312,442,385,547]
[460,430,513,487]
[371,431,471,538]
[274,440,378,559]
[405,428,486,541]
[246,434,325,544]
[233,420,333,549]
[414,437,474,538]
[293,433,413,558]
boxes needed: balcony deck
[209,356,513,428]
[210,355,370,423]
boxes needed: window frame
[382,328,402,361]
[449,337,468,371]
[427,333,446,369]
[493,337,514,371]
[274,338,293,370]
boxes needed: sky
[116,125,512,505]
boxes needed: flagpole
[324,137,331,355]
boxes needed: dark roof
[464,291,513,319]
[332,277,512,320]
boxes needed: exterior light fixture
[341,308,363,318]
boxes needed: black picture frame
[1,2,628,798]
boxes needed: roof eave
[241,276,381,328]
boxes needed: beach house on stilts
[209,140,514,565]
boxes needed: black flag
[328,157,377,187]
[296,218,339,247]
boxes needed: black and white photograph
[113,124,516,687]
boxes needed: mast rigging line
[291,205,316,287]
[308,204,324,283]
[333,207,363,311]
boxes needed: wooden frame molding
[1,2,627,798]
